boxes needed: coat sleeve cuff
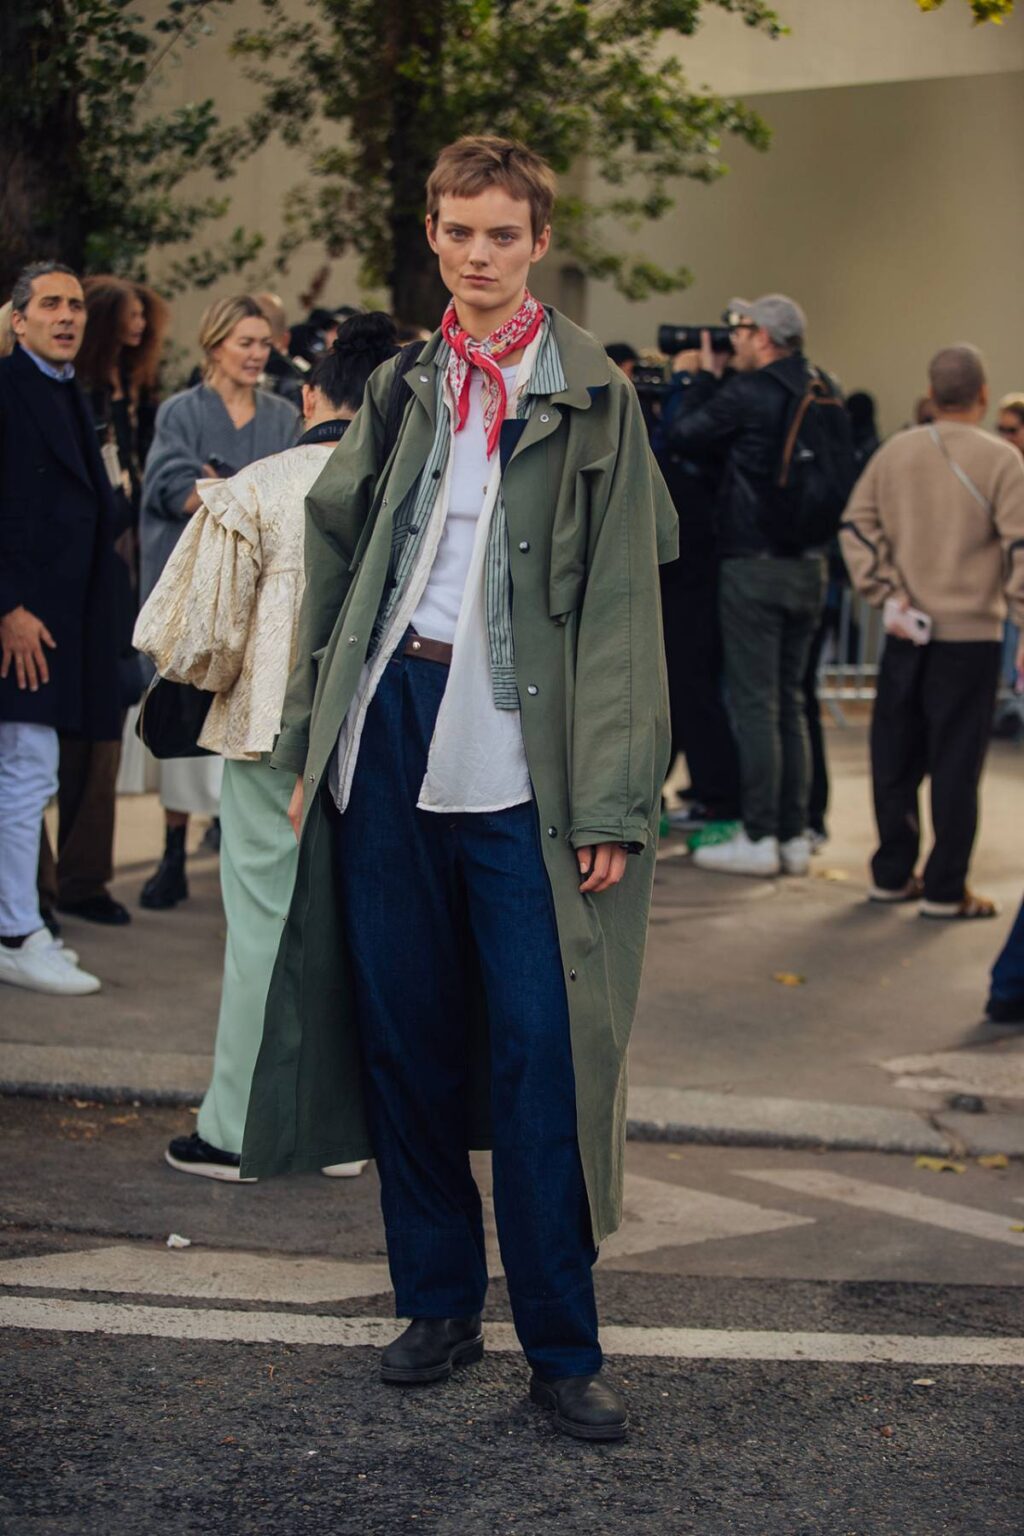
[569,819,651,853]
[270,727,309,777]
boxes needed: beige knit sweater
[840,422,1024,641]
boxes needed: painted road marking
[0,1175,809,1305]
[740,1169,1024,1249]
[0,1296,1020,1365]
[0,1247,392,1305]
[603,1174,813,1261]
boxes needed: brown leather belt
[402,632,453,666]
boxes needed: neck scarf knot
[441,291,544,458]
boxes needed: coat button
[547,826,557,837]
[419,374,429,383]
[432,469,441,479]
[539,413,550,422]
[347,635,358,645]
[518,540,530,552]
[411,639,422,651]
[308,772,315,782]
[526,684,538,696]
[569,969,577,981]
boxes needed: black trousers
[38,733,122,909]
[660,561,740,817]
[870,638,1001,904]
[803,619,829,836]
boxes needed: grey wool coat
[242,309,678,1244]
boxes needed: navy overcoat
[0,346,122,739]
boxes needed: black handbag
[135,674,213,759]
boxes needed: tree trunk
[0,6,87,294]
[386,0,449,328]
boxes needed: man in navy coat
[0,262,121,995]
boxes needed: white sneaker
[0,929,101,995]
[692,830,780,877]
[320,1161,369,1178]
[779,836,811,876]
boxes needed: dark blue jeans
[990,897,1024,1004]
[333,655,601,1381]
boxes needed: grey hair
[928,344,986,410]
[11,261,80,315]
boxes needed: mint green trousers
[196,756,298,1155]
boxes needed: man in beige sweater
[841,344,1024,919]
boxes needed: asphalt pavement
[2,720,1023,1533]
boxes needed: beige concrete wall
[586,70,1024,436]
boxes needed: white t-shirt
[410,364,518,644]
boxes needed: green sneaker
[687,819,741,852]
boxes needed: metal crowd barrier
[816,587,885,721]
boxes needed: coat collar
[298,418,348,446]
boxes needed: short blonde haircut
[198,295,268,376]
[998,392,1024,425]
[426,137,556,242]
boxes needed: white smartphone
[883,597,933,646]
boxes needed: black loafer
[380,1316,483,1385]
[165,1131,256,1183]
[529,1371,628,1442]
[58,894,132,926]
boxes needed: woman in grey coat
[138,294,298,909]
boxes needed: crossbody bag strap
[928,424,993,515]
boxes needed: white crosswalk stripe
[2,1295,1021,1365]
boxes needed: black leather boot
[379,1316,483,1385]
[140,825,188,910]
[529,1371,628,1441]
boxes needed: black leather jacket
[667,353,810,558]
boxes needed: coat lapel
[13,347,97,495]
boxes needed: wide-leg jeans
[333,654,601,1382]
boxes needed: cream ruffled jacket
[134,442,336,760]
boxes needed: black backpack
[380,342,424,468]
[763,368,858,554]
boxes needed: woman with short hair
[138,295,299,909]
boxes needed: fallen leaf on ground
[912,1378,936,1387]
[815,868,850,882]
[914,1156,966,1174]
[1010,1224,1024,1233]
[879,1424,894,1438]
[977,1154,1009,1170]
[772,971,806,987]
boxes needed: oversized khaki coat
[241,310,678,1244]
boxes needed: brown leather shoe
[529,1371,628,1442]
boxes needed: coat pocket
[548,569,586,626]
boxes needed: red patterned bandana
[441,291,544,458]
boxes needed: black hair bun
[333,311,398,358]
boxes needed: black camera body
[657,324,733,357]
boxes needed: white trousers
[158,754,223,818]
[0,721,59,938]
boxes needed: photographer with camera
[651,327,740,832]
[666,295,855,878]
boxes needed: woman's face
[996,409,1024,458]
[121,296,147,349]
[209,317,273,388]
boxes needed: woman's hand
[287,776,305,842]
[576,843,628,895]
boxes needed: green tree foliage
[0,0,260,295]
[234,0,789,323]
[917,0,1013,19]
[235,0,1015,324]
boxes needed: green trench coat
[241,310,678,1245]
